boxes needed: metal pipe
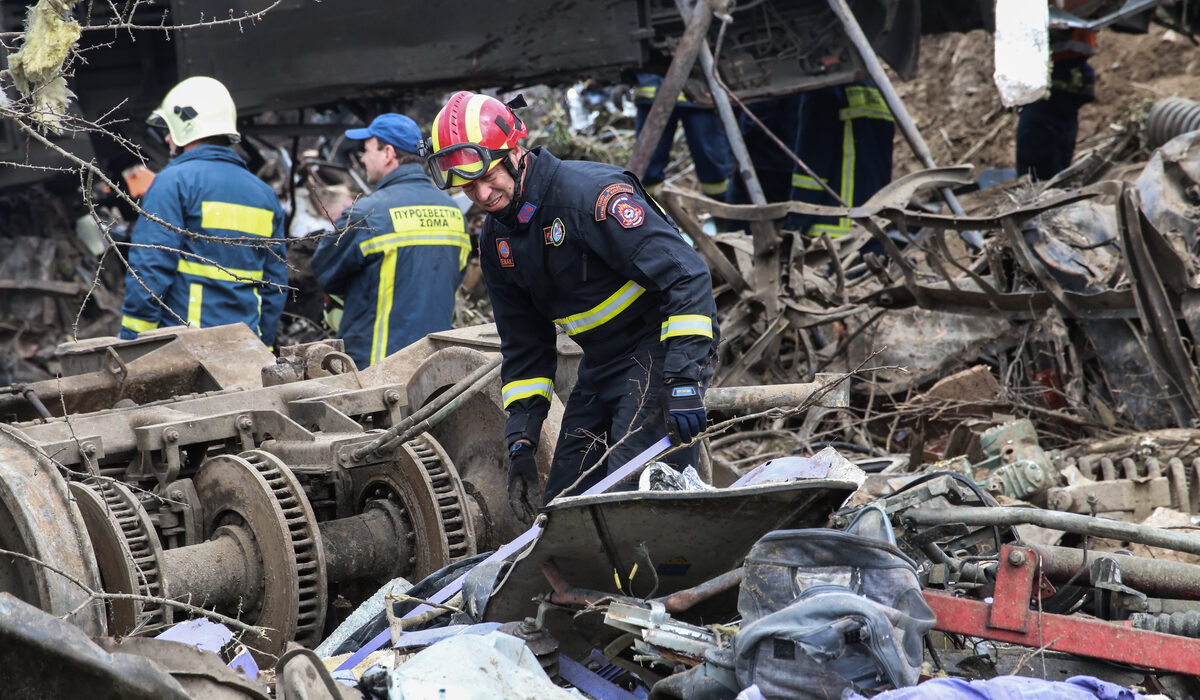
[687,7,768,208]
[354,354,501,458]
[825,0,975,243]
[161,526,261,610]
[541,560,642,609]
[1033,544,1200,599]
[653,567,743,611]
[905,506,1200,556]
[627,0,715,179]
[705,374,848,412]
[320,501,412,583]
[680,0,781,312]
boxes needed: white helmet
[149,76,240,147]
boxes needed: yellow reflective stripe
[807,222,853,238]
[553,281,645,336]
[465,94,489,146]
[700,179,729,196]
[177,259,263,282]
[121,315,158,333]
[187,283,203,327]
[803,120,855,238]
[633,86,688,102]
[845,86,889,111]
[792,174,826,191]
[370,249,398,366]
[841,86,893,122]
[359,231,471,255]
[501,377,555,408]
[660,314,714,340]
[200,201,275,237]
[839,107,894,121]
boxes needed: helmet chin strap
[494,150,531,224]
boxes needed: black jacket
[479,148,718,445]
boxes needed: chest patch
[594,183,635,221]
[543,218,566,246]
[517,202,537,224]
[496,237,515,268]
[609,194,645,229]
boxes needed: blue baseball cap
[344,113,421,154]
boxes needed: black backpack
[733,506,935,699]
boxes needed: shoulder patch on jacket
[594,183,636,221]
[609,194,645,229]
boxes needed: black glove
[662,380,706,445]
[507,441,541,521]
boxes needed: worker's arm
[585,179,718,382]
[257,204,289,349]
[479,229,559,449]
[119,177,185,339]
[310,202,370,296]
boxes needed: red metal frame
[925,544,1200,676]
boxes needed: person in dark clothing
[1015,28,1097,181]
[311,114,468,368]
[423,92,719,518]
[787,81,895,236]
[632,73,735,200]
[119,76,287,347]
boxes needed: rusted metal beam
[626,0,715,179]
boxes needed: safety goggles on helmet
[420,140,511,190]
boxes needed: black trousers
[542,331,706,502]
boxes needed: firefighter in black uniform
[423,92,719,518]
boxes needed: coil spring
[1130,611,1200,638]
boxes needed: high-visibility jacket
[311,163,468,368]
[479,148,719,446]
[119,145,287,346]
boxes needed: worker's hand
[661,380,706,445]
[507,441,541,522]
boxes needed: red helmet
[423,91,527,190]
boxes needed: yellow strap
[660,314,714,340]
[554,281,645,336]
[700,179,729,196]
[187,283,203,327]
[177,259,264,282]
[502,377,555,408]
[121,315,158,333]
[200,201,275,237]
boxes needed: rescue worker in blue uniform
[787,81,895,236]
[311,114,468,369]
[119,76,287,346]
[1015,27,1097,181]
[633,72,735,200]
[424,92,719,519]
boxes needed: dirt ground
[892,24,1200,177]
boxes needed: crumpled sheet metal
[0,592,190,700]
[1135,130,1200,255]
[377,630,575,700]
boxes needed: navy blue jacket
[480,148,719,445]
[119,145,287,346]
[312,163,468,368]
